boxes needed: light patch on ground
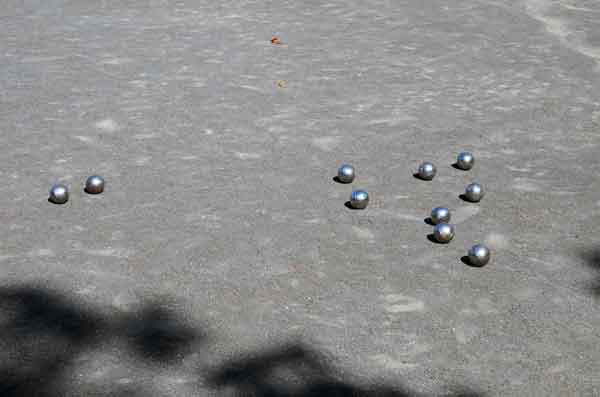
[28,248,55,257]
[75,286,97,295]
[369,354,418,370]
[21,55,67,63]
[378,209,421,222]
[475,297,499,315]
[525,0,600,68]
[95,118,120,132]
[239,84,263,92]
[513,177,541,192]
[507,165,530,173]
[101,58,133,65]
[135,156,152,165]
[368,114,417,126]
[134,133,159,139]
[129,80,148,88]
[453,324,479,344]
[235,152,262,160]
[352,226,375,241]
[84,248,134,258]
[311,136,340,152]
[453,206,480,224]
[73,135,94,143]
[303,218,322,224]
[384,294,425,313]
[484,232,510,250]
[546,363,569,374]
[306,314,345,329]
[112,291,139,311]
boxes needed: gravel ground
[1,0,599,395]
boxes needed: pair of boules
[49,175,105,204]
[416,151,475,181]
[337,164,369,210]
[429,207,454,243]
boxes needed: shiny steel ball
[430,207,451,225]
[468,244,491,267]
[464,182,484,202]
[456,152,474,170]
[417,162,436,180]
[84,175,105,194]
[349,190,369,209]
[433,223,455,243]
[337,164,355,184]
[49,184,69,204]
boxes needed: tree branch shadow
[0,284,485,396]
[206,341,485,397]
[577,248,600,296]
[0,284,204,396]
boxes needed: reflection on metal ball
[85,175,105,194]
[49,184,69,204]
[465,182,484,202]
[350,190,369,209]
[468,244,491,267]
[456,152,474,170]
[433,223,454,243]
[430,207,451,225]
[417,162,436,180]
[337,164,355,183]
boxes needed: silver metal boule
[49,184,69,204]
[464,182,484,202]
[349,190,369,209]
[337,164,355,184]
[468,244,491,267]
[433,223,454,243]
[456,152,474,170]
[417,162,436,180]
[430,207,451,225]
[85,175,105,194]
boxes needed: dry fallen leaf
[271,36,282,45]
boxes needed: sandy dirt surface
[1,0,599,395]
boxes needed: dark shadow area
[458,194,471,202]
[451,163,463,170]
[413,172,431,181]
[461,256,483,267]
[0,284,204,396]
[427,234,448,244]
[333,176,351,184]
[206,342,485,397]
[47,198,67,205]
[344,201,363,210]
[0,286,108,396]
[121,304,201,363]
[424,217,435,226]
[578,249,600,295]
[0,284,484,396]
